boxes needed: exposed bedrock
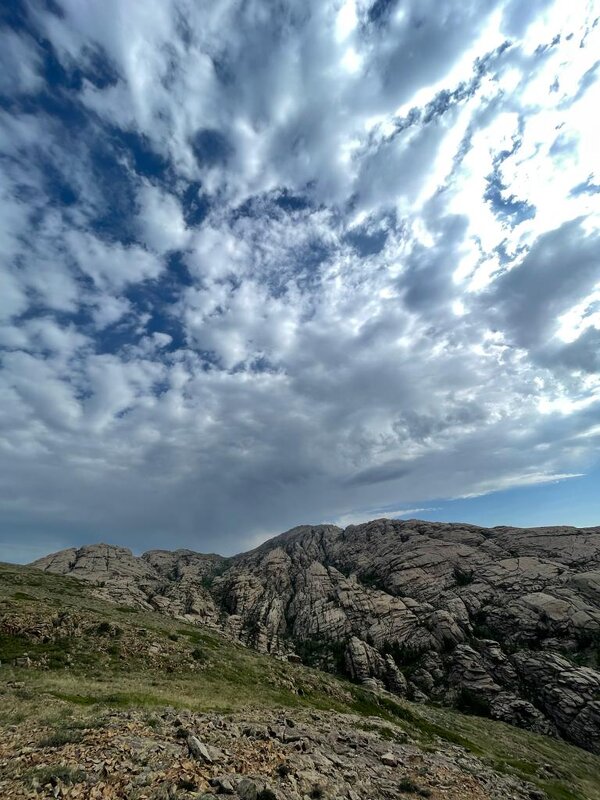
[32,518,600,751]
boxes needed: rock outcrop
[31,518,600,752]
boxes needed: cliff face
[31,518,600,752]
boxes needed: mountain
[31,519,600,754]
[2,560,600,800]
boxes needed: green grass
[348,690,484,754]
[353,720,408,742]
[410,704,596,800]
[12,591,36,601]
[24,765,87,787]
[1,560,600,800]
[38,728,84,748]
[0,632,78,668]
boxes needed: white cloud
[67,230,164,290]
[91,294,132,328]
[334,507,437,528]
[0,28,43,95]
[458,471,584,498]
[0,270,29,323]
[136,184,190,254]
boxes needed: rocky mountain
[4,559,600,800]
[31,519,600,753]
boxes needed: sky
[1,0,599,563]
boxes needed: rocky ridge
[31,519,600,752]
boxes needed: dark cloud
[346,460,412,487]
[482,218,600,364]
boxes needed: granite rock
[31,518,600,751]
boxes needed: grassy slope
[1,561,599,800]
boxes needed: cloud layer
[1,0,599,557]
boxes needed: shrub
[359,570,385,590]
[39,728,84,748]
[97,621,112,635]
[398,777,431,797]
[26,765,86,787]
[190,647,206,662]
[453,567,474,587]
[457,687,490,717]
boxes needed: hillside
[31,519,600,753]
[1,560,600,799]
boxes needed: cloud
[333,506,438,528]
[481,217,600,369]
[67,230,164,290]
[0,26,43,96]
[136,184,190,254]
[0,269,29,323]
[0,0,599,559]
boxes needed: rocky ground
[0,701,569,800]
[1,560,599,800]
[31,519,600,751]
